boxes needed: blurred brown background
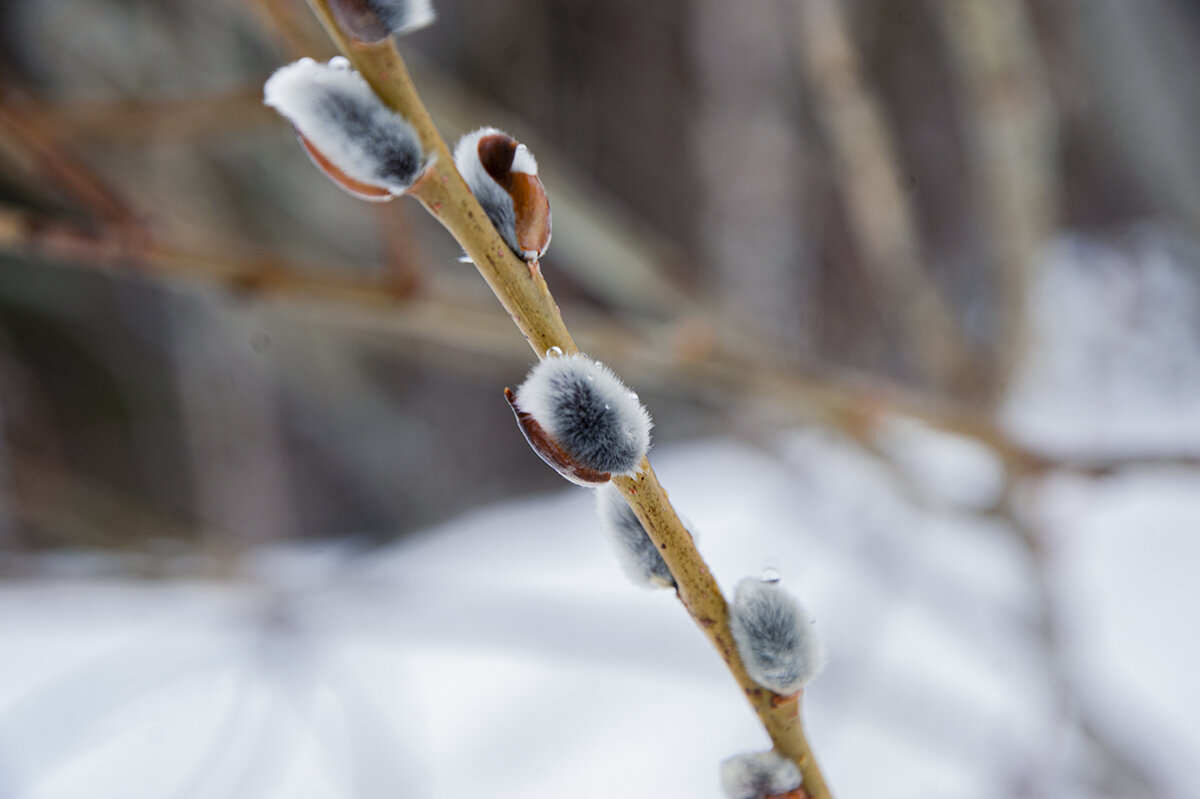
[1,0,1198,561]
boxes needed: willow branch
[302,2,831,793]
[612,468,829,797]
[304,4,576,359]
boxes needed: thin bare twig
[372,203,427,296]
[17,86,275,145]
[0,203,408,306]
[0,83,141,227]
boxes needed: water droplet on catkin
[546,346,564,358]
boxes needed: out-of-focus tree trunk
[691,0,816,366]
[171,297,293,548]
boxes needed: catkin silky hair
[264,58,427,200]
[719,750,802,799]
[454,127,551,265]
[728,577,825,696]
[507,353,651,483]
[596,483,675,589]
[328,0,435,42]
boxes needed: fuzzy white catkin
[720,751,802,799]
[328,0,435,42]
[595,483,674,588]
[378,0,436,32]
[515,354,651,476]
[263,58,425,197]
[453,126,542,258]
[342,0,435,38]
[728,577,825,695]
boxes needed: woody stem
[301,3,833,795]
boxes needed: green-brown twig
[302,1,832,794]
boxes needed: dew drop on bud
[546,346,564,358]
[760,568,782,584]
[328,56,352,71]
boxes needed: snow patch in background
[1,432,1195,798]
[1002,230,1200,459]
[1033,468,1200,798]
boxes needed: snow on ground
[1,229,1198,798]
[1030,467,1200,799]
[0,431,1195,799]
[1001,229,1200,459]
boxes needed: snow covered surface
[1002,230,1200,458]
[2,229,1198,798]
[0,432,1196,798]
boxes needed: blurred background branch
[0,0,1196,573]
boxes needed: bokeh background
[0,1,1198,797]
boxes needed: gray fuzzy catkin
[264,59,424,196]
[720,751,802,799]
[728,577,824,695]
[453,127,520,255]
[596,483,674,588]
[515,354,651,476]
[329,0,436,41]
[363,0,435,35]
